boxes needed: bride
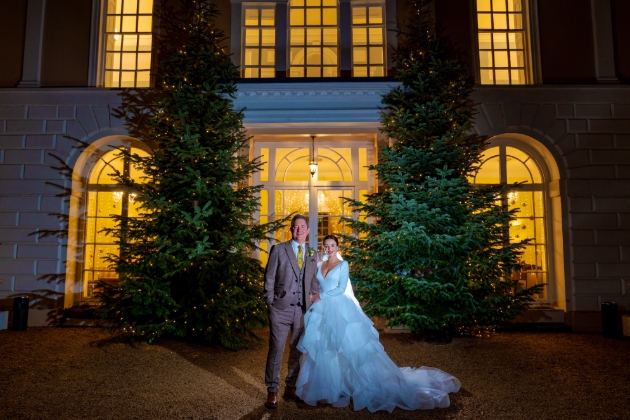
[296,235,460,413]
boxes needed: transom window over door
[289,0,339,77]
[254,141,373,265]
[471,145,548,300]
[476,0,531,85]
[103,0,154,87]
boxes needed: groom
[263,214,320,409]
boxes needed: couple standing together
[263,215,461,413]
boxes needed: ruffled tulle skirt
[296,294,460,412]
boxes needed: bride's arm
[320,261,349,300]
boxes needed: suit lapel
[285,241,300,278]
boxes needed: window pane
[261,29,275,46]
[260,68,275,78]
[322,8,337,25]
[369,66,384,77]
[369,27,383,44]
[323,67,337,77]
[494,51,508,67]
[510,50,524,67]
[290,29,304,45]
[307,28,321,45]
[508,13,522,29]
[306,47,321,65]
[260,149,269,182]
[322,0,336,5]
[306,8,321,25]
[480,69,494,84]
[245,29,259,46]
[368,7,382,24]
[245,8,259,26]
[353,27,367,45]
[354,47,367,65]
[508,32,524,49]
[493,32,508,49]
[359,148,368,181]
[478,33,492,49]
[479,50,493,67]
[122,34,137,51]
[511,69,526,84]
[138,34,152,51]
[306,0,321,5]
[290,8,304,25]
[290,0,304,6]
[121,71,135,87]
[138,15,152,31]
[493,14,507,29]
[290,67,305,77]
[478,13,492,29]
[495,69,510,84]
[122,52,136,69]
[137,52,151,69]
[261,9,275,26]
[244,67,259,78]
[138,0,153,14]
[107,34,122,51]
[290,48,305,65]
[323,28,337,45]
[506,156,532,183]
[108,0,122,14]
[104,71,119,87]
[307,67,321,77]
[507,0,522,11]
[352,7,366,24]
[106,52,121,69]
[354,66,367,77]
[123,0,138,14]
[322,47,337,64]
[122,15,137,32]
[492,0,506,11]
[475,155,500,183]
[261,48,275,65]
[245,48,260,65]
[369,47,383,65]
[477,0,491,11]
[107,16,120,32]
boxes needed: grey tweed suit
[264,241,320,393]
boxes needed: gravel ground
[1,327,629,420]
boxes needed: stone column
[17,0,47,88]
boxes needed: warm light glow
[104,0,154,88]
[288,0,338,77]
[476,0,528,85]
[351,5,385,77]
[242,6,276,78]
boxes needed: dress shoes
[265,392,278,409]
[283,386,303,402]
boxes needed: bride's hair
[323,235,339,246]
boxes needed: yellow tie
[298,245,304,270]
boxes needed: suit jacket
[264,241,320,311]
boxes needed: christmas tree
[344,0,542,337]
[97,0,282,349]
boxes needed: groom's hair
[291,214,308,227]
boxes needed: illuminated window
[242,5,276,78]
[351,4,385,77]
[288,0,339,77]
[82,147,149,298]
[470,145,548,300]
[103,0,154,88]
[476,0,530,85]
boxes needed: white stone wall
[1,84,629,330]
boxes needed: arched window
[81,147,150,298]
[471,145,548,300]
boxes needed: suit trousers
[265,304,304,393]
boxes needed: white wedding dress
[296,260,461,412]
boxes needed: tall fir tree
[98,0,282,349]
[344,0,542,337]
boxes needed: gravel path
[1,327,629,420]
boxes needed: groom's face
[291,219,309,245]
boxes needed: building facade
[0,0,629,332]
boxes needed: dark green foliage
[343,0,542,335]
[97,0,282,349]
